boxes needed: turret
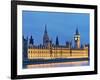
[29,35,34,45]
[23,36,28,61]
[56,36,59,46]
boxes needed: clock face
[75,37,80,40]
[75,37,78,40]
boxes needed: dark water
[23,58,89,68]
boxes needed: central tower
[43,25,49,46]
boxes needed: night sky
[22,10,90,46]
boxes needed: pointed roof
[56,36,58,40]
[56,36,59,46]
[76,27,79,35]
[43,24,49,43]
[44,24,47,34]
[29,35,34,44]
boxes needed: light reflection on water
[26,61,89,68]
[56,62,89,67]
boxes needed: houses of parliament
[23,25,89,60]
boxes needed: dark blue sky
[22,10,90,45]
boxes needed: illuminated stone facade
[23,26,89,60]
[28,47,88,59]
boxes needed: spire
[26,36,28,41]
[29,35,34,45]
[43,24,49,46]
[45,24,47,34]
[76,27,79,35]
[23,35,28,41]
[56,36,59,46]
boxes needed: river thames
[23,58,89,68]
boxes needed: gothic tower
[43,25,49,46]
[56,36,59,46]
[29,35,34,45]
[74,28,80,48]
[23,36,28,60]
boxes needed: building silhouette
[23,26,89,59]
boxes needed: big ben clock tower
[74,28,80,48]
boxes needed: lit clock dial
[75,37,78,40]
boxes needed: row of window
[28,54,71,58]
[28,54,88,58]
[28,53,72,58]
[28,50,70,54]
